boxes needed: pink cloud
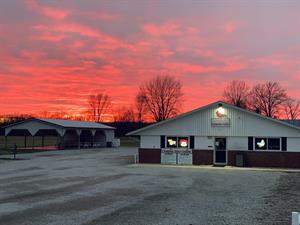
[223,22,240,33]
[76,11,120,21]
[26,0,71,20]
[0,1,299,117]
[143,21,182,37]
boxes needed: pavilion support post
[60,135,64,150]
[57,129,66,150]
[42,135,44,148]
[76,129,82,149]
[32,135,34,150]
[92,135,94,148]
[24,135,27,148]
[4,135,7,149]
[91,130,96,148]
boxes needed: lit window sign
[166,137,189,148]
[179,137,188,148]
[255,138,267,150]
[167,137,177,148]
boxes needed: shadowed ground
[0,147,299,225]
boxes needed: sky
[0,0,299,117]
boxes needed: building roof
[127,101,300,135]
[281,120,300,127]
[4,118,115,130]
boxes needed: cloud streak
[0,0,299,116]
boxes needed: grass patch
[120,137,139,147]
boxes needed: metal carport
[3,118,115,150]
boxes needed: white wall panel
[5,120,63,136]
[104,130,114,142]
[140,135,160,148]
[227,137,248,150]
[287,138,300,152]
[137,103,300,138]
[195,136,214,150]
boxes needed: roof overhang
[127,101,300,136]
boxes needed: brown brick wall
[139,148,161,163]
[192,150,213,165]
[139,148,300,168]
[228,151,300,168]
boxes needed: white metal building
[4,118,115,150]
[128,101,300,168]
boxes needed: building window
[167,137,177,148]
[166,136,189,148]
[178,137,189,148]
[255,138,267,150]
[268,138,280,150]
[255,137,280,150]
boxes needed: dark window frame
[254,137,281,151]
[166,136,189,149]
[166,136,178,148]
[268,138,281,150]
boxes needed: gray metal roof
[127,101,300,135]
[37,118,115,129]
[281,120,300,127]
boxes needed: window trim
[254,137,281,151]
[166,136,189,149]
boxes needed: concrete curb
[128,163,300,173]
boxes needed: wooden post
[24,135,27,148]
[32,135,34,150]
[292,212,300,225]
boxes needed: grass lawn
[119,136,140,147]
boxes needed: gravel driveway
[0,147,299,225]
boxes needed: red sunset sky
[0,0,299,117]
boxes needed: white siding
[104,130,115,142]
[5,120,65,136]
[227,137,248,150]
[195,136,214,150]
[137,103,300,138]
[140,136,160,148]
[287,138,300,152]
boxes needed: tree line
[0,76,299,127]
[87,75,183,123]
[88,77,299,123]
[223,80,299,119]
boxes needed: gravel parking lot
[0,147,299,225]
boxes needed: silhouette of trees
[249,81,288,118]
[283,98,300,120]
[113,107,135,122]
[139,75,183,122]
[88,93,111,122]
[222,80,250,109]
[135,92,147,123]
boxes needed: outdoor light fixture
[216,106,225,117]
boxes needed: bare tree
[222,80,250,109]
[88,93,111,122]
[139,75,183,122]
[284,98,300,120]
[135,92,148,123]
[249,81,288,118]
[113,107,135,122]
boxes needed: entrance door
[214,137,227,164]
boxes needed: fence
[292,212,300,225]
